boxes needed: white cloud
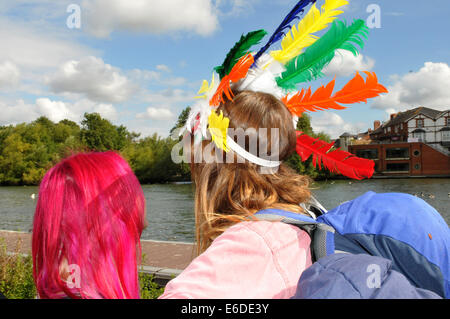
[216,0,256,17]
[82,0,220,38]
[0,99,38,125]
[323,50,375,77]
[310,111,367,139]
[156,64,171,73]
[36,98,75,123]
[0,61,20,88]
[0,18,96,71]
[0,97,118,125]
[129,69,162,82]
[47,56,136,103]
[372,62,450,113]
[37,98,119,123]
[142,88,195,105]
[136,107,174,120]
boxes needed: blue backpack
[255,191,450,298]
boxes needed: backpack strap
[255,209,335,263]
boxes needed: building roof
[339,132,353,138]
[370,107,448,136]
[436,110,450,119]
[389,107,442,126]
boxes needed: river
[0,178,449,243]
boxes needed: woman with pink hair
[32,151,147,299]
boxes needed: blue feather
[252,0,317,66]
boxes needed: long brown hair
[190,91,311,254]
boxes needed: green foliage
[170,106,191,135]
[80,113,130,151]
[0,109,334,186]
[0,112,188,185]
[169,106,192,180]
[139,273,165,299]
[0,239,36,299]
[0,239,164,299]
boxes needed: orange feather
[282,71,388,116]
[210,53,254,106]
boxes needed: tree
[80,113,131,151]
[170,106,191,135]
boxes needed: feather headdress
[183,0,388,180]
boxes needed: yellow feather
[195,73,216,99]
[208,110,230,152]
[271,0,348,64]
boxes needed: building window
[445,117,450,126]
[412,130,426,142]
[416,119,424,128]
[386,163,409,172]
[413,150,421,157]
[355,149,379,159]
[442,130,450,141]
[386,148,409,159]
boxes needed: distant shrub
[0,238,164,299]
[139,272,165,299]
[0,238,36,299]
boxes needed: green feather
[214,29,267,80]
[276,19,369,91]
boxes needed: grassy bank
[0,238,164,299]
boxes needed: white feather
[234,53,286,99]
[183,74,219,144]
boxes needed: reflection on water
[0,178,448,243]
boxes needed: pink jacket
[159,220,312,299]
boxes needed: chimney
[374,120,381,130]
[390,113,398,120]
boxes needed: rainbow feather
[296,131,375,180]
[253,0,317,66]
[271,0,348,64]
[276,19,369,90]
[215,30,267,80]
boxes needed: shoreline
[3,175,450,188]
[0,230,195,286]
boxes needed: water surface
[0,178,448,243]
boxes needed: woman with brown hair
[159,0,386,299]
[160,90,316,298]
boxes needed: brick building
[348,106,450,177]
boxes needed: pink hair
[32,151,146,299]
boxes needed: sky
[1,0,450,139]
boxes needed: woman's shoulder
[224,220,311,249]
[159,220,312,299]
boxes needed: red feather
[296,131,375,180]
[282,71,388,116]
[210,53,254,106]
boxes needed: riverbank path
[0,230,195,286]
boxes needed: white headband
[226,136,281,168]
